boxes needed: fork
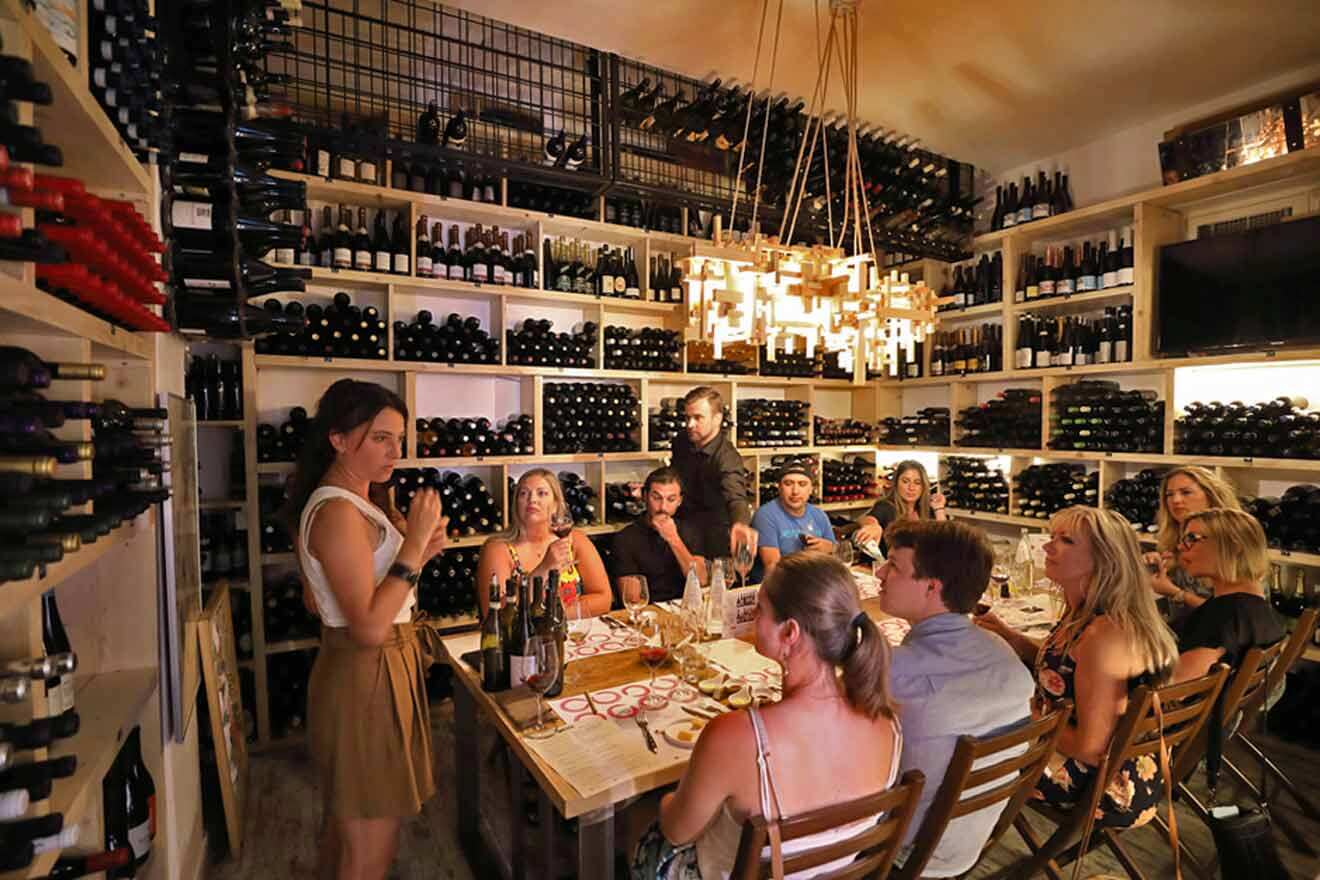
[634,713,658,752]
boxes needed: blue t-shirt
[752,499,835,556]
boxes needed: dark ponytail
[762,554,896,721]
[276,379,408,535]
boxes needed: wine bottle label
[1026,284,1039,300]
[1016,207,1031,224]
[1014,287,1025,303]
[391,253,408,274]
[613,276,627,295]
[171,201,214,230]
[178,151,209,165]
[1116,340,1129,361]
[1002,213,1017,228]
[1119,266,1134,285]
[354,250,372,271]
[417,255,432,275]
[360,160,378,181]
[315,149,330,177]
[299,251,316,266]
[1032,204,1050,220]
[55,673,74,714]
[1034,350,1049,368]
[375,251,391,272]
[1077,274,1097,291]
[1057,277,1074,295]
[331,246,351,267]
[1039,278,1055,296]
[1102,269,1117,288]
[472,264,488,283]
[275,246,295,264]
[447,263,464,281]
[183,277,230,289]
[320,250,333,268]
[337,157,356,178]
[128,818,151,859]
[598,274,614,293]
[625,286,640,299]
[509,653,537,687]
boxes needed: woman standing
[476,468,612,617]
[853,460,947,550]
[631,554,900,878]
[976,506,1179,829]
[280,379,448,880]
[1170,508,1284,682]
[1146,466,1240,612]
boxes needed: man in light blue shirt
[877,521,1035,878]
[751,464,834,578]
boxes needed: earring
[779,652,790,681]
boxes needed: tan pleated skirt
[308,622,437,818]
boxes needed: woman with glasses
[1170,508,1285,682]
[976,506,1179,829]
[1145,466,1241,613]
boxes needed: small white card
[722,586,760,639]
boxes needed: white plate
[662,718,708,749]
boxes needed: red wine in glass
[639,645,670,667]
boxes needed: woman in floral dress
[977,506,1179,828]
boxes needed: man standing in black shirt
[613,468,708,603]
[670,386,754,559]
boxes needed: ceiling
[447,0,1320,173]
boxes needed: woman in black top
[1171,508,1284,683]
[853,460,946,551]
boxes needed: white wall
[991,60,1320,205]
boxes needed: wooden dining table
[439,591,899,880]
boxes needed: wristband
[388,561,420,588]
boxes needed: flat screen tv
[1156,214,1320,356]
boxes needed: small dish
[727,685,753,709]
[698,673,727,697]
[662,718,708,749]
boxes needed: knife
[635,714,658,752]
[682,705,716,721]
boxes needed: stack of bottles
[1103,468,1165,534]
[266,651,313,739]
[232,591,253,659]
[648,398,686,451]
[929,324,1003,376]
[938,251,1003,310]
[605,198,682,234]
[1014,464,1099,519]
[394,311,500,365]
[941,457,1009,514]
[415,415,534,458]
[256,406,308,462]
[302,204,409,275]
[100,726,156,875]
[542,382,640,453]
[258,483,293,553]
[648,254,685,303]
[1175,397,1318,459]
[543,238,643,298]
[988,168,1075,231]
[737,399,810,448]
[759,345,817,378]
[507,319,596,368]
[389,152,491,200]
[821,352,854,380]
[875,408,951,447]
[478,567,571,693]
[417,548,482,621]
[186,353,243,420]
[759,455,818,505]
[821,457,872,504]
[252,292,386,359]
[603,326,682,372]
[507,181,595,219]
[1014,307,1133,369]
[1246,485,1320,553]
[1012,228,1133,303]
[956,390,1042,449]
[263,573,319,643]
[392,468,501,539]
[605,482,645,523]
[199,512,247,581]
[559,472,598,525]
[414,219,538,287]
[1050,381,1164,453]
[813,417,874,446]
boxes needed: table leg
[454,684,480,841]
[576,804,616,880]
[538,788,558,880]
[508,752,528,880]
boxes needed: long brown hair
[1155,466,1239,553]
[761,553,896,721]
[883,459,934,520]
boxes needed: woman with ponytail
[278,379,449,880]
[632,554,900,879]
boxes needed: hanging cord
[748,0,787,238]
[727,0,772,241]
[778,0,834,245]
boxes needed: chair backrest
[891,704,1071,880]
[1269,607,1317,693]
[730,769,926,880]
[1109,665,1229,775]
[1170,643,1283,786]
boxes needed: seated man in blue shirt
[750,464,834,578]
[877,521,1035,878]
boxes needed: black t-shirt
[612,517,706,603]
[1175,593,1285,669]
[860,499,904,555]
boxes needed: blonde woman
[977,506,1179,829]
[1147,466,1240,611]
[1171,508,1284,682]
[854,460,947,550]
[475,468,612,617]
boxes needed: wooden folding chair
[729,769,925,880]
[891,704,1071,880]
[1226,608,1319,829]
[1004,666,1228,880]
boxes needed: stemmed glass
[549,509,576,566]
[524,635,562,740]
[623,575,649,625]
[637,616,671,712]
[566,591,590,647]
[733,534,757,590]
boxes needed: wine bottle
[480,574,505,691]
[543,569,566,698]
[506,576,533,687]
[416,101,440,145]
[371,209,391,274]
[32,848,133,880]
[42,592,74,719]
[390,213,410,276]
[414,216,432,278]
[442,109,467,147]
[543,129,566,166]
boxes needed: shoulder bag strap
[749,708,787,880]
[1152,692,1183,880]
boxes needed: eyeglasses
[1177,532,1209,550]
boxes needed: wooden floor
[209,698,1320,880]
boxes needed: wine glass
[733,534,757,590]
[623,575,649,627]
[637,616,671,712]
[524,635,561,740]
[566,591,590,647]
[549,509,575,540]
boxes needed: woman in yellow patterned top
[476,468,613,617]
